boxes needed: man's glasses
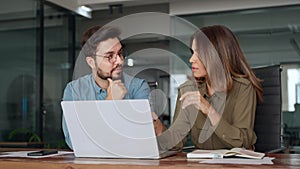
[94,49,125,63]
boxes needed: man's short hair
[81,26,121,57]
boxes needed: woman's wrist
[207,106,220,126]
[153,119,165,136]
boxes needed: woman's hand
[180,91,220,126]
[180,91,211,115]
[152,112,165,136]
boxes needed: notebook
[187,148,265,159]
[61,99,177,159]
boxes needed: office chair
[253,65,284,153]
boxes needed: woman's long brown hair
[192,25,263,102]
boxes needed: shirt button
[222,134,226,139]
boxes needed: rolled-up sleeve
[157,91,198,151]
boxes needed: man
[62,26,150,149]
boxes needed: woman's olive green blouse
[158,77,257,150]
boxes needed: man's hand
[106,78,127,100]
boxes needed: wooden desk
[0,150,300,169]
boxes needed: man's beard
[96,65,122,80]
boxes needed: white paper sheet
[199,157,275,165]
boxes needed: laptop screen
[61,99,160,159]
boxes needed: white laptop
[61,99,177,159]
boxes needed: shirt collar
[90,74,104,94]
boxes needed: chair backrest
[253,65,282,152]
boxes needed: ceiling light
[127,58,134,67]
[79,5,92,12]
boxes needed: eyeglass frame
[93,49,126,63]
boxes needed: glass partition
[43,4,74,148]
[0,0,76,149]
[0,0,39,146]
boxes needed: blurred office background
[0,0,300,152]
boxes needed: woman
[157,25,263,151]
